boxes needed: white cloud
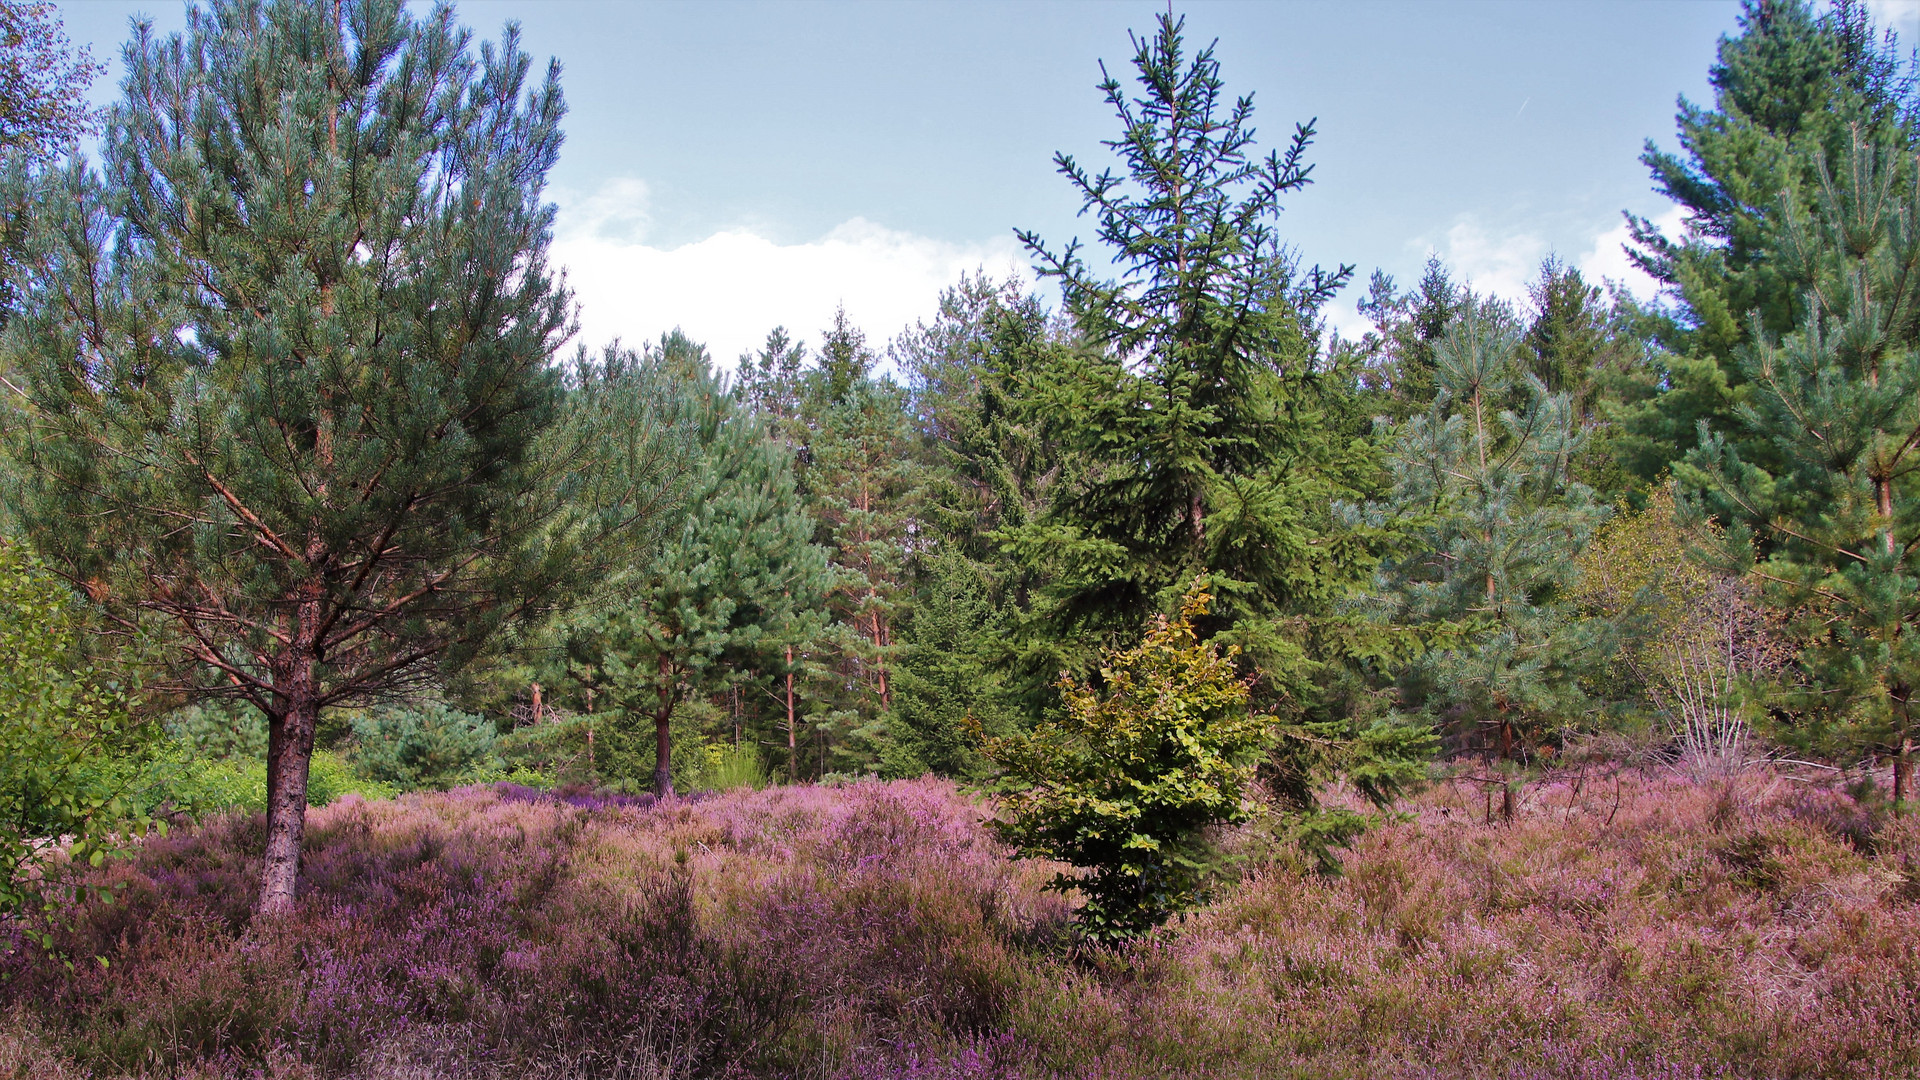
[1376,207,1684,323]
[1576,206,1684,303]
[549,179,1029,368]
[1427,217,1549,305]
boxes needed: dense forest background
[5,0,1920,921]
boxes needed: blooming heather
[3,773,1919,1078]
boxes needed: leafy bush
[156,749,397,814]
[348,700,501,791]
[0,540,161,916]
[979,585,1269,940]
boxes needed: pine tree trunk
[871,608,891,709]
[1895,737,1913,813]
[1497,714,1516,823]
[653,655,675,798]
[786,646,798,783]
[261,559,328,914]
[260,691,319,914]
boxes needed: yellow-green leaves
[980,583,1268,940]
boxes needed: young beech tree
[0,0,101,164]
[1685,135,1920,806]
[554,336,831,796]
[1575,489,1794,772]
[980,585,1267,940]
[1374,309,1609,819]
[1,0,679,912]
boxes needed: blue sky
[54,0,1920,363]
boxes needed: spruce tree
[1008,12,1377,688]
[0,0,672,911]
[1355,257,1469,422]
[1005,12,1429,840]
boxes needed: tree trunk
[260,693,319,914]
[1896,737,1913,813]
[654,655,675,798]
[870,608,891,709]
[1496,714,1516,823]
[653,713,673,798]
[262,565,325,914]
[786,645,798,783]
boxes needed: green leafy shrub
[157,749,397,813]
[349,701,501,791]
[979,585,1270,940]
[0,541,160,915]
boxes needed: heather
[5,770,1920,1079]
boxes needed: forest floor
[2,768,1917,1079]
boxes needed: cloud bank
[550,179,1029,367]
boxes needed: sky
[52,0,1920,365]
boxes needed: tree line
[2,0,1918,931]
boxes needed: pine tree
[1376,308,1610,819]
[1622,0,1916,481]
[754,309,925,773]
[552,336,831,795]
[1684,134,1920,806]
[0,0,675,912]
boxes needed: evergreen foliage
[1622,0,1917,482]
[0,0,682,912]
[1684,133,1920,804]
[348,699,500,792]
[551,335,832,795]
[1004,12,1392,707]
[1373,308,1610,817]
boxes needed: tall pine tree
[550,335,831,795]
[0,0,676,911]
[1684,133,1920,806]
[1374,308,1610,819]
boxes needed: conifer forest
[6,0,1920,1076]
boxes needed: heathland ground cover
[3,771,1918,1079]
